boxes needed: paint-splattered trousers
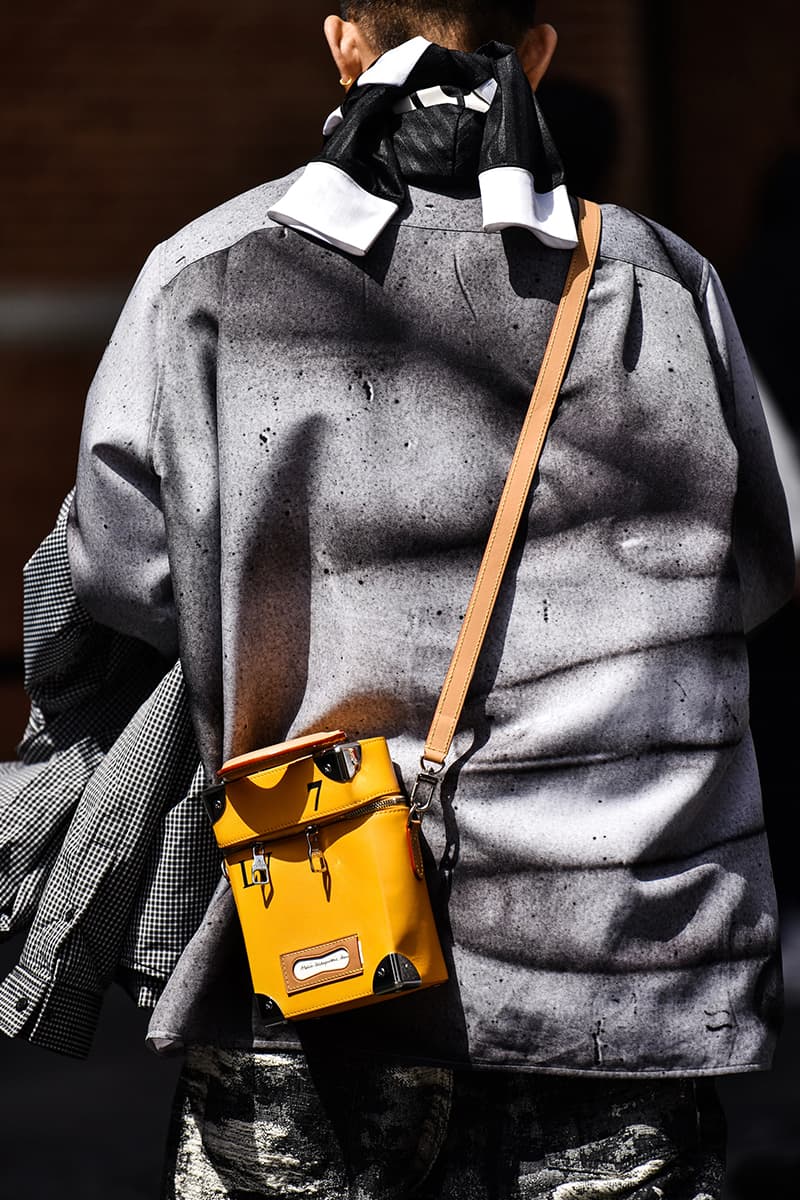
[162,1047,727,1199]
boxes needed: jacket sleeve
[66,243,178,658]
[702,266,795,631]
[0,494,169,943]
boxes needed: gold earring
[339,76,354,90]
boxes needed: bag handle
[417,198,602,786]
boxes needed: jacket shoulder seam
[599,249,704,294]
[159,225,278,290]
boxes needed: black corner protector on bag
[201,784,227,824]
[254,994,286,1025]
[315,741,363,783]
[373,954,422,995]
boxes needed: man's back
[64,164,791,1074]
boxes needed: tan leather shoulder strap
[422,198,602,767]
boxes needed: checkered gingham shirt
[0,494,219,1057]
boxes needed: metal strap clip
[409,770,441,821]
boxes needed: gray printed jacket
[0,162,793,1072]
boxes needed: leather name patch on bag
[281,934,363,995]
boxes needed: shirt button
[64,908,76,922]
[15,996,29,1012]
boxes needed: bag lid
[219,730,347,782]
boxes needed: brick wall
[1,0,335,280]
[541,0,653,215]
[1,0,797,755]
[668,0,800,266]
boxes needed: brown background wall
[2,6,799,1197]
[669,0,799,268]
[0,0,797,752]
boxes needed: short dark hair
[341,2,537,52]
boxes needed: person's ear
[517,23,558,91]
[323,14,374,88]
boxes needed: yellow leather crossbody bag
[205,200,601,1025]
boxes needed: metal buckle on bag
[306,826,327,874]
[252,843,270,887]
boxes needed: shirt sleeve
[66,243,178,658]
[702,265,795,631]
